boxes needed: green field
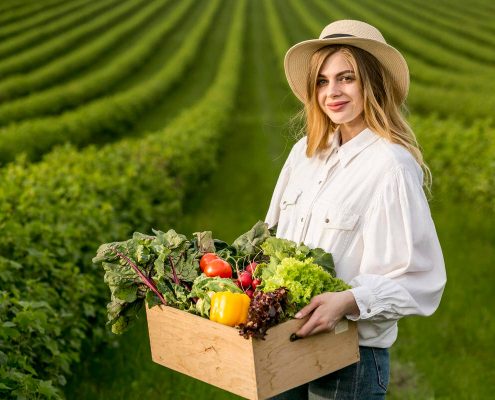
[0,0,494,399]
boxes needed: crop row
[0,0,246,398]
[385,0,495,47]
[0,0,173,103]
[0,2,178,111]
[429,0,495,29]
[0,0,144,79]
[364,0,495,65]
[262,0,288,64]
[0,0,191,125]
[325,0,493,76]
[0,0,220,164]
[412,115,495,211]
[408,83,495,123]
[0,0,66,26]
[0,0,112,59]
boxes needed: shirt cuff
[346,286,374,321]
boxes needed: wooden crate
[146,305,359,400]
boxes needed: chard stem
[168,255,180,285]
[113,248,167,306]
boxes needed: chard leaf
[155,229,188,250]
[114,285,138,303]
[92,242,121,264]
[145,290,162,309]
[194,230,216,253]
[231,220,271,255]
[213,239,230,251]
[136,244,152,264]
[308,248,335,277]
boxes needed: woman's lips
[327,101,349,111]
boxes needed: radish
[251,278,261,290]
[245,262,258,275]
[238,271,252,288]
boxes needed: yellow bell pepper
[209,292,250,327]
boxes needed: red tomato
[204,259,232,278]
[200,253,219,271]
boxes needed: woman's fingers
[295,296,321,319]
[295,312,321,337]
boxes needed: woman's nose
[326,81,341,98]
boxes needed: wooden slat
[146,305,359,400]
[146,305,257,399]
[253,319,360,399]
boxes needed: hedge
[0,0,245,397]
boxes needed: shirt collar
[332,127,380,167]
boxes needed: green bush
[0,0,244,397]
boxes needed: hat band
[322,34,355,39]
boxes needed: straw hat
[284,20,409,104]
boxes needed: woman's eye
[340,75,354,82]
[317,78,328,86]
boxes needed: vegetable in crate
[93,229,201,334]
[254,237,350,317]
[93,220,348,339]
[189,274,243,317]
[209,292,251,327]
[93,221,272,334]
[238,287,290,339]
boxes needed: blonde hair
[303,45,431,189]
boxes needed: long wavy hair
[302,45,431,189]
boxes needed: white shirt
[265,128,446,348]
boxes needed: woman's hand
[295,290,359,337]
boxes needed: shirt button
[318,180,322,184]
[367,308,372,314]
[325,218,329,223]
[300,217,304,222]
[282,201,287,204]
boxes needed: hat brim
[284,37,409,104]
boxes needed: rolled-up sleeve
[347,166,447,322]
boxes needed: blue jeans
[268,346,390,400]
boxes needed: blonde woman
[265,20,446,399]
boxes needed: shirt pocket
[279,187,302,210]
[276,187,303,237]
[312,202,360,262]
[323,207,359,231]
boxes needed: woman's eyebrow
[336,69,354,77]
[318,69,355,78]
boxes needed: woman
[265,20,447,399]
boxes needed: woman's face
[316,51,365,133]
